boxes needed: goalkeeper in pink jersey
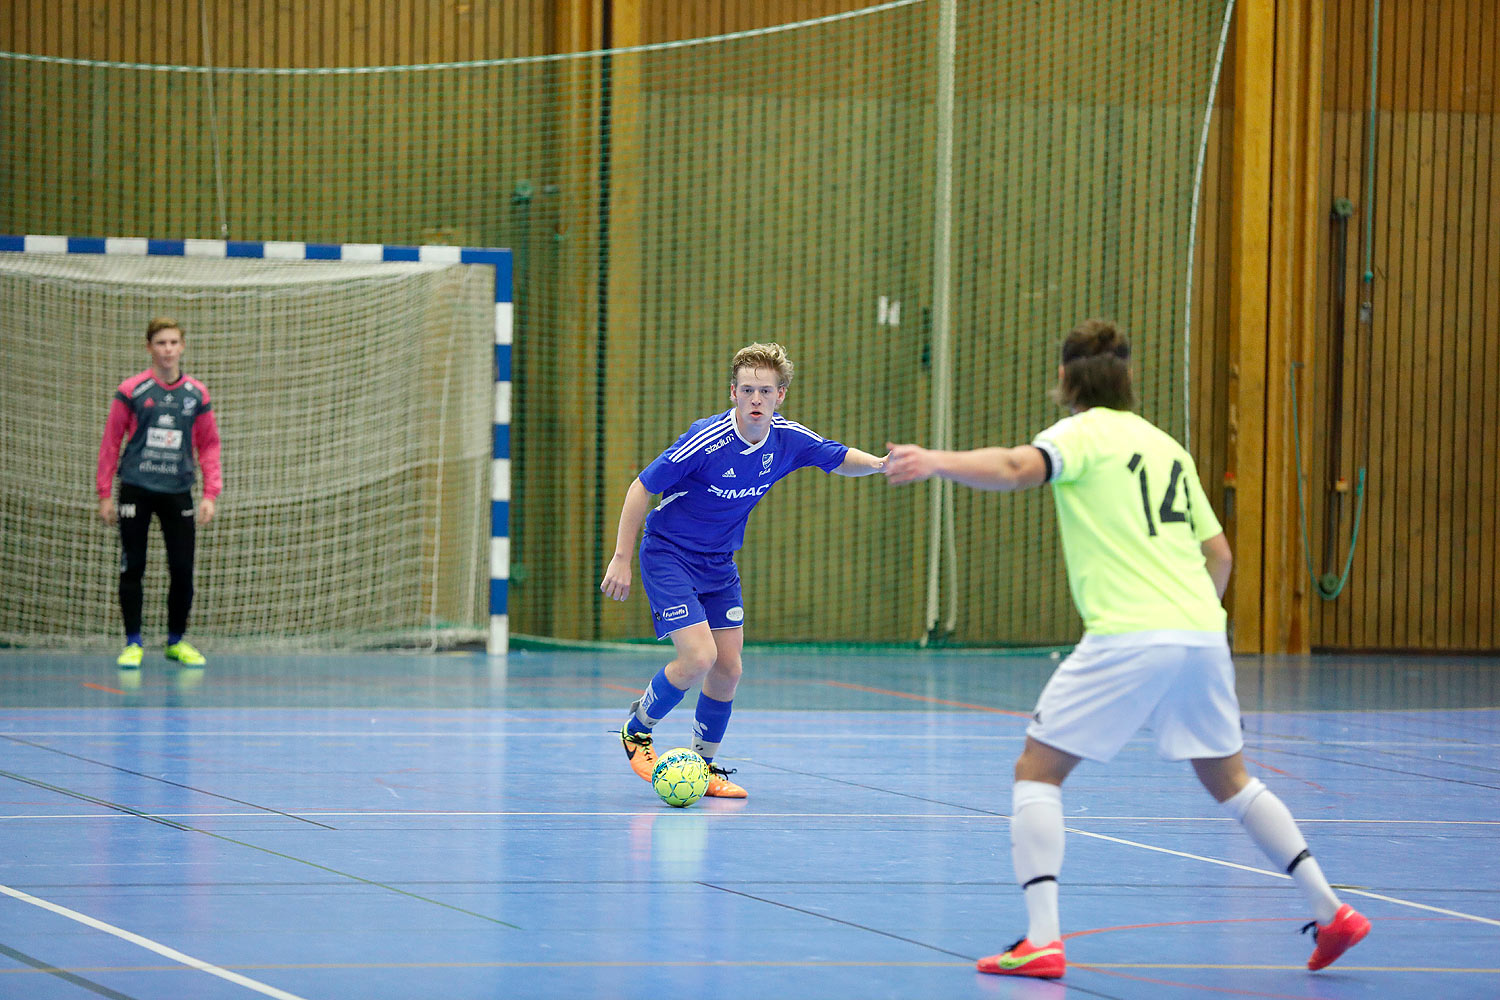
[96,318,222,669]
[884,319,1368,979]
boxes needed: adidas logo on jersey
[721,468,736,478]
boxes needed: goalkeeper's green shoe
[116,643,143,668]
[164,640,207,666]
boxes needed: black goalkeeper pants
[117,483,196,638]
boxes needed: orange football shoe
[977,937,1066,979]
[1304,905,1370,970]
[619,723,657,782]
[704,763,747,798]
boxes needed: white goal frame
[0,233,513,655]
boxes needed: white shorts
[1026,630,1243,763]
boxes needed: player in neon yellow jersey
[883,319,1368,979]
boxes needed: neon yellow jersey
[1031,407,1226,635]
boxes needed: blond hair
[730,342,794,387]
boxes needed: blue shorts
[638,533,744,639]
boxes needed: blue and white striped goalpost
[0,234,514,655]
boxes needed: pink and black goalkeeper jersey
[97,370,222,499]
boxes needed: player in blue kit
[600,343,886,798]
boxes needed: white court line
[5,814,1492,936]
[0,883,311,999]
[4,730,1499,747]
[1066,828,1500,928]
[2,810,1498,825]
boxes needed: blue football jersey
[639,410,850,553]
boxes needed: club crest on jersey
[760,452,774,475]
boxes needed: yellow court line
[3,960,1495,975]
[0,960,971,974]
[5,810,1500,825]
[1077,963,1500,974]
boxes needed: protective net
[0,254,492,650]
[0,0,1231,646]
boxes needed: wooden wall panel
[1195,0,1496,652]
[1471,3,1496,651]
[638,2,866,45]
[1226,0,1273,652]
[1298,0,1498,650]
[1316,0,1358,650]
[0,0,556,64]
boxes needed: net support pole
[1182,0,1237,450]
[922,0,957,646]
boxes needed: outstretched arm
[600,477,653,602]
[882,442,1049,492]
[833,447,888,477]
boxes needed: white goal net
[0,252,493,651]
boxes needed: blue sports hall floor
[1,646,1496,1000]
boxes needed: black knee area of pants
[116,484,197,634]
[117,493,152,579]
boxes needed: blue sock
[691,693,733,763]
[626,667,687,735]
[126,632,142,647]
[167,632,183,646]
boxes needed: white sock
[1222,778,1340,924]
[1010,780,1064,945]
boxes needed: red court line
[81,682,125,695]
[1065,917,1288,940]
[1066,915,1429,941]
[1077,965,1320,999]
[820,680,1032,717]
[1244,755,1327,793]
[1065,917,1347,999]
[600,682,641,695]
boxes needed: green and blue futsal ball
[652,748,710,807]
